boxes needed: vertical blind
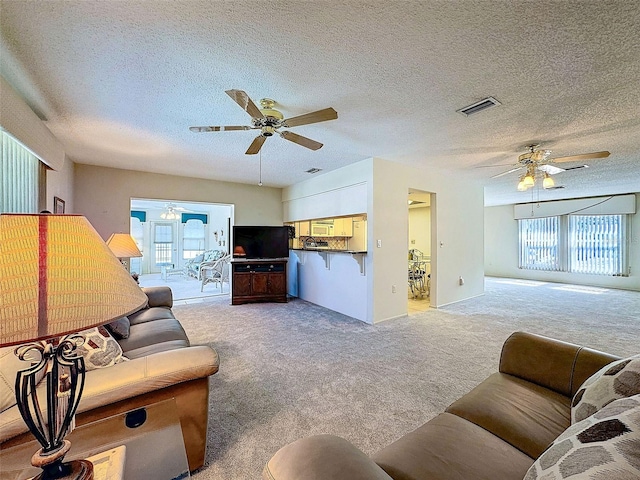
[1,130,40,213]
[569,215,625,275]
[519,214,627,276]
[518,217,560,271]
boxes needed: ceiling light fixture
[543,172,555,189]
[516,167,557,191]
[160,204,180,220]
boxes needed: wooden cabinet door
[233,273,252,296]
[298,221,310,237]
[251,272,269,295]
[267,272,286,295]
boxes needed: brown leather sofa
[0,286,219,473]
[262,332,619,480]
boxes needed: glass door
[150,222,176,273]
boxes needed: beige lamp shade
[106,233,143,258]
[0,214,148,347]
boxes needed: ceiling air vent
[457,97,501,117]
[305,168,322,174]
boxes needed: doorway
[408,189,433,314]
[130,198,234,301]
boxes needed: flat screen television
[232,226,290,259]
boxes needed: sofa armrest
[141,286,173,308]
[263,435,393,480]
[499,332,619,397]
[0,345,219,443]
[78,345,217,412]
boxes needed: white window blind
[154,224,173,264]
[519,217,561,271]
[569,215,626,275]
[182,219,205,260]
[1,130,40,213]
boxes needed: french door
[150,222,176,273]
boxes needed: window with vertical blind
[1,130,43,213]
[518,217,561,271]
[569,215,626,275]
[518,214,628,276]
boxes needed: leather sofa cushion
[124,340,191,359]
[264,435,393,480]
[128,306,176,326]
[445,372,570,459]
[118,319,189,354]
[373,412,533,480]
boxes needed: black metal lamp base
[33,459,93,480]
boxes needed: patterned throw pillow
[572,355,640,423]
[77,326,128,371]
[524,394,640,480]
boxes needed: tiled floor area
[408,292,430,314]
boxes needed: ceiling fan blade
[538,164,565,175]
[282,107,338,128]
[280,131,323,150]
[245,135,267,155]
[189,125,251,132]
[490,166,523,179]
[225,89,265,119]
[563,164,589,171]
[550,151,610,163]
[474,163,517,168]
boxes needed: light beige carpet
[172,277,640,479]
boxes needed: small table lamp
[0,214,148,480]
[105,233,142,267]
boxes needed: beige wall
[485,193,640,291]
[409,206,431,256]
[74,164,284,241]
[46,155,75,213]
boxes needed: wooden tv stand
[231,259,288,305]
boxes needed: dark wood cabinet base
[231,259,288,305]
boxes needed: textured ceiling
[1,1,639,205]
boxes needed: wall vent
[305,168,322,174]
[457,97,501,116]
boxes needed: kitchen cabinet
[333,218,353,237]
[294,221,310,237]
[231,260,287,305]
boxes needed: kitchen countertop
[291,248,367,254]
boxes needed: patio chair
[201,254,231,292]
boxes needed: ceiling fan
[486,145,610,191]
[160,203,192,219]
[189,90,338,155]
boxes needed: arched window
[183,219,205,260]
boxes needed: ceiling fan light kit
[189,89,337,155]
[489,144,610,192]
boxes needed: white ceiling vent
[305,168,322,174]
[457,97,501,116]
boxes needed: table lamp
[0,214,148,480]
[105,233,142,267]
